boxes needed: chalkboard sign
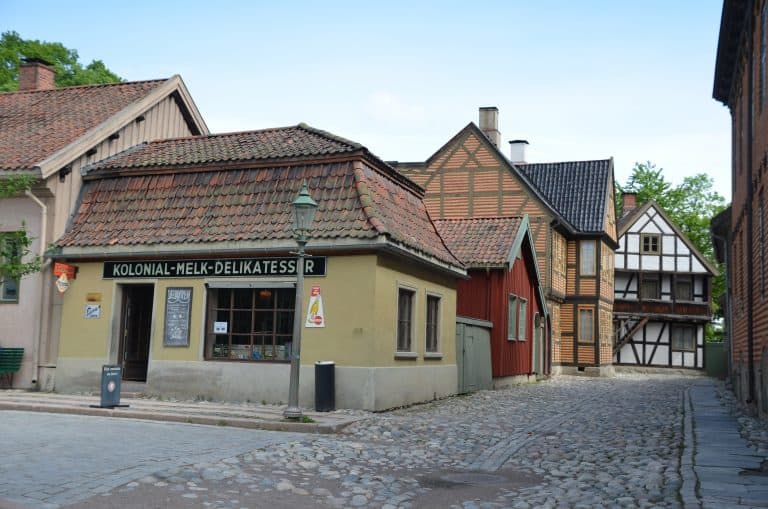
[164,287,192,347]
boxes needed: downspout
[25,189,49,388]
[746,2,756,404]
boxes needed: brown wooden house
[435,215,549,384]
[712,0,768,416]
[394,107,617,375]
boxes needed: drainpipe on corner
[25,189,49,389]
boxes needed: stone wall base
[553,365,615,378]
[613,365,707,377]
[492,374,538,389]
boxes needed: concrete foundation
[554,365,616,378]
[492,374,538,389]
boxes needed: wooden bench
[0,348,24,389]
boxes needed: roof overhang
[713,0,748,105]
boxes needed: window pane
[641,278,659,299]
[231,310,252,334]
[233,289,252,309]
[254,289,274,309]
[253,311,274,333]
[579,309,593,342]
[215,309,230,323]
[275,337,292,361]
[1,277,18,301]
[508,295,517,340]
[212,336,229,358]
[217,289,233,308]
[426,296,439,352]
[518,299,527,341]
[397,289,414,351]
[676,281,692,301]
[276,289,294,309]
[276,311,294,335]
[580,242,595,275]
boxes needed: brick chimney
[509,139,529,164]
[621,192,637,217]
[19,58,56,91]
[479,106,501,148]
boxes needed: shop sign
[305,285,325,328]
[55,273,70,294]
[102,257,327,279]
[54,262,77,279]
[84,304,101,319]
[163,287,192,347]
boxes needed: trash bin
[315,361,335,412]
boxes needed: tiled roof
[0,79,167,171]
[84,124,362,173]
[517,159,612,233]
[57,138,459,268]
[433,217,523,267]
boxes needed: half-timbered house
[614,195,718,369]
[394,107,617,375]
[434,215,549,384]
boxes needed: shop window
[675,278,692,301]
[425,294,440,353]
[640,276,660,299]
[508,294,518,340]
[641,233,660,254]
[397,287,415,352]
[578,308,594,343]
[0,233,21,303]
[580,241,596,275]
[518,298,527,341]
[671,326,696,352]
[206,287,294,361]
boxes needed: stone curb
[0,402,351,434]
[680,387,701,509]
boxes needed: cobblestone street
[2,374,766,509]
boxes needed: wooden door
[118,285,154,381]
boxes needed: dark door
[118,285,154,381]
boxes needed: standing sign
[163,287,192,347]
[89,365,129,409]
[305,286,325,328]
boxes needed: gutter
[25,189,49,388]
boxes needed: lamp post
[284,181,318,420]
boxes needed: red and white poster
[305,286,325,328]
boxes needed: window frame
[396,285,416,354]
[507,294,518,341]
[671,326,696,352]
[579,240,596,276]
[205,286,296,362]
[0,233,22,303]
[640,275,660,300]
[640,233,661,255]
[518,297,527,342]
[578,308,594,344]
[425,293,441,355]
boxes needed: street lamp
[284,181,318,420]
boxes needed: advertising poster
[305,285,325,328]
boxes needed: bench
[0,348,24,389]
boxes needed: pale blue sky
[2,1,731,195]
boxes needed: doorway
[118,284,154,381]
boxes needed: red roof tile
[433,217,524,267]
[84,124,362,173]
[57,129,460,268]
[0,79,168,171]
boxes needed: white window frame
[580,240,596,275]
[507,294,518,341]
[395,284,417,357]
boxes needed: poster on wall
[305,286,325,328]
[163,287,192,347]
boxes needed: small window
[425,294,440,353]
[518,298,527,341]
[675,279,692,301]
[578,308,594,343]
[508,295,518,340]
[397,288,415,352]
[0,234,22,303]
[640,276,660,299]
[580,241,596,275]
[641,233,660,254]
[671,327,696,352]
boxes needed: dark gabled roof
[83,123,363,173]
[517,159,613,233]
[57,127,462,271]
[713,0,748,105]
[617,200,720,276]
[710,205,732,264]
[434,216,524,267]
[0,79,170,172]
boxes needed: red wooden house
[435,215,549,384]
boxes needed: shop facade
[51,124,465,410]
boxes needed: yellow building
[52,125,465,410]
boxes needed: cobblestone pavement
[56,374,705,509]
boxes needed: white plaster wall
[662,256,675,271]
[650,345,669,366]
[678,257,690,272]
[676,239,690,255]
[662,236,675,254]
[627,234,639,251]
[641,255,659,271]
[627,254,639,270]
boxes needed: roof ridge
[297,123,363,150]
[140,125,305,146]
[434,215,524,222]
[518,158,611,166]
[352,164,388,236]
[0,77,169,96]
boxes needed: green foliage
[0,31,121,92]
[0,175,41,279]
[616,162,728,333]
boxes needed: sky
[2,1,732,196]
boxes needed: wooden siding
[456,253,543,377]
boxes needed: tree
[0,175,41,281]
[0,31,121,92]
[616,162,728,339]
